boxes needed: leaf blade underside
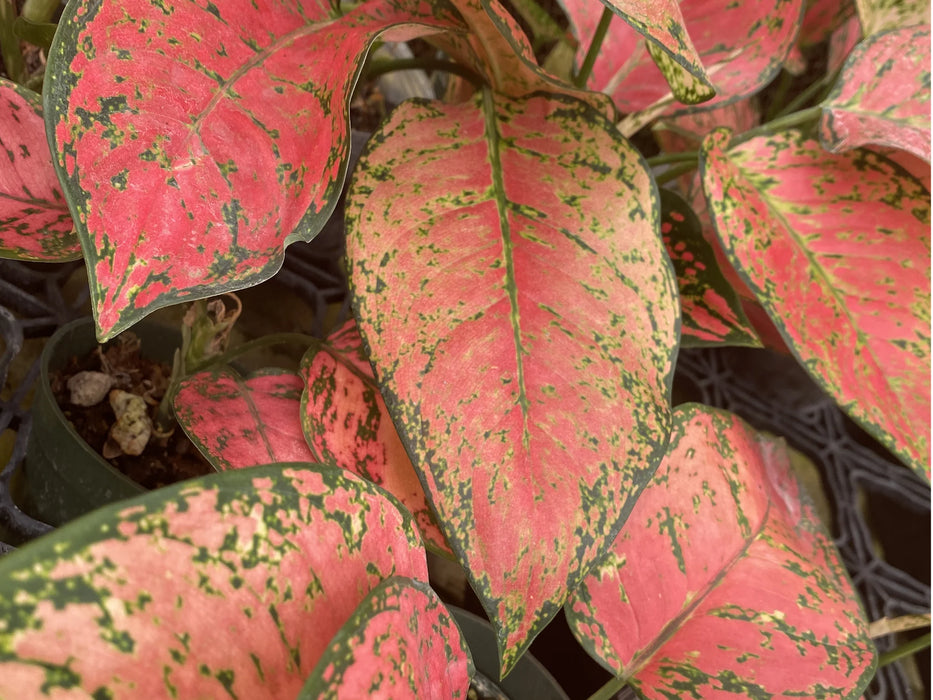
[346,90,679,673]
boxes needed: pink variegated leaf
[660,189,760,348]
[798,0,857,47]
[300,319,451,555]
[562,0,805,114]
[0,79,78,261]
[0,464,428,698]
[600,0,714,103]
[827,13,863,74]
[700,128,931,478]
[299,576,471,699]
[821,25,931,162]
[174,368,315,470]
[872,147,932,190]
[346,90,678,674]
[45,0,465,341]
[438,0,613,117]
[855,0,929,37]
[566,404,876,698]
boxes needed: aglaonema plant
[0,0,928,694]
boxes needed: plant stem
[771,68,840,120]
[734,105,822,145]
[0,0,25,85]
[587,675,628,700]
[574,6,613,88]
[647,151,699,167]
[363,57,485,87]
[207,332,323,369]
[764,69,794,122]
[879,632,931,668]
[654,159,699,187]
[21,0,58,23]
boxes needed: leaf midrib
[482,88,530,450]
[624,499,771,681]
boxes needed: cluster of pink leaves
[0,0,928,695]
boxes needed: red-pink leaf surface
[44,0,464,340]
[0,464,428,699]
[437,0,613,117]
[301,319,451,554]
[820,25,931,162]
[700,128,931,478]
[660,189,760,348]
[565,404,876,698]
[346,90,678,672]
[798,0,857,47]
[562,0,805,114]
[0,79,78,261]
[600,0,713,102]
[827,13,863,74]
[300,576,471,699]
[174,367,315,470]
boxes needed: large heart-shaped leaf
[174,367,315,470]
[346,90,678,673]
[820,25,931,162]
[659,189,760,348]
[0,79,78,261]
[562,0,805,114]
[45,0,464,340]
[301,319,451,554]
[700,128,931,478]
[0,464,428,698]
[565,404,877,698]
[300,576,472,699]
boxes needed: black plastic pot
[450,606,570,700]
[15,317,188,526]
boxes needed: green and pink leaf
[346,90,678,672]
[566,404,876,699]
[0,79,78,261]
[46,0,465,339]
[700,128,931,478]
[601,0,714,103]
[820,25,931,162]
[562,0,806,114]
[174,368,315,470]
[0,464,427,698]
[301,320,451,554]
[300,577,472,699]
[660,189,760,347]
